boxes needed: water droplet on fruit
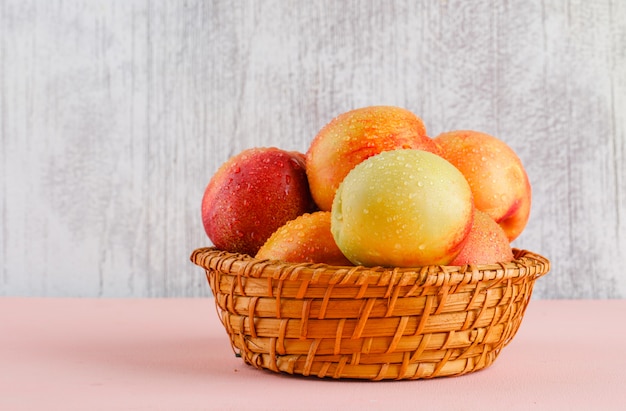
[285,175,292,184]
[417,181,424,187]
[363,208,369,214]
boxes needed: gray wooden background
[1,0,625,298]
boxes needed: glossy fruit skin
[201,147,317,256]
[256,211,353,266]
[306,106,439,211]
[434,130,531,242]
[450,210,514,266]
[331,149,474,267]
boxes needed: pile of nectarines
[201,106,531,267]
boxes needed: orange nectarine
[449,210,514,266]
[434,130,531,242]
[256,211,353,265]
[306,106,439,211]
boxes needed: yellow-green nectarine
[331,149,474,267]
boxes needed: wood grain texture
[1,0,625,298]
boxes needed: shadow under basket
[190,247,550,381]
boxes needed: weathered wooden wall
[1,0,625,298]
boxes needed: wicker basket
[191,247,550,380]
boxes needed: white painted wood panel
[1,0,625,298]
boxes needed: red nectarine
[201,147,317,256]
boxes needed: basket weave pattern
[191,247,550,380]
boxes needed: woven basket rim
[190,247,550,288]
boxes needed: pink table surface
[1,298,624,410]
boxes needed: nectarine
[201,147,317,256]
[306,106,439,211]
[256,211,353,265]
[331,149,474,267]
[434,130,531,242]
[449,210,514,266]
